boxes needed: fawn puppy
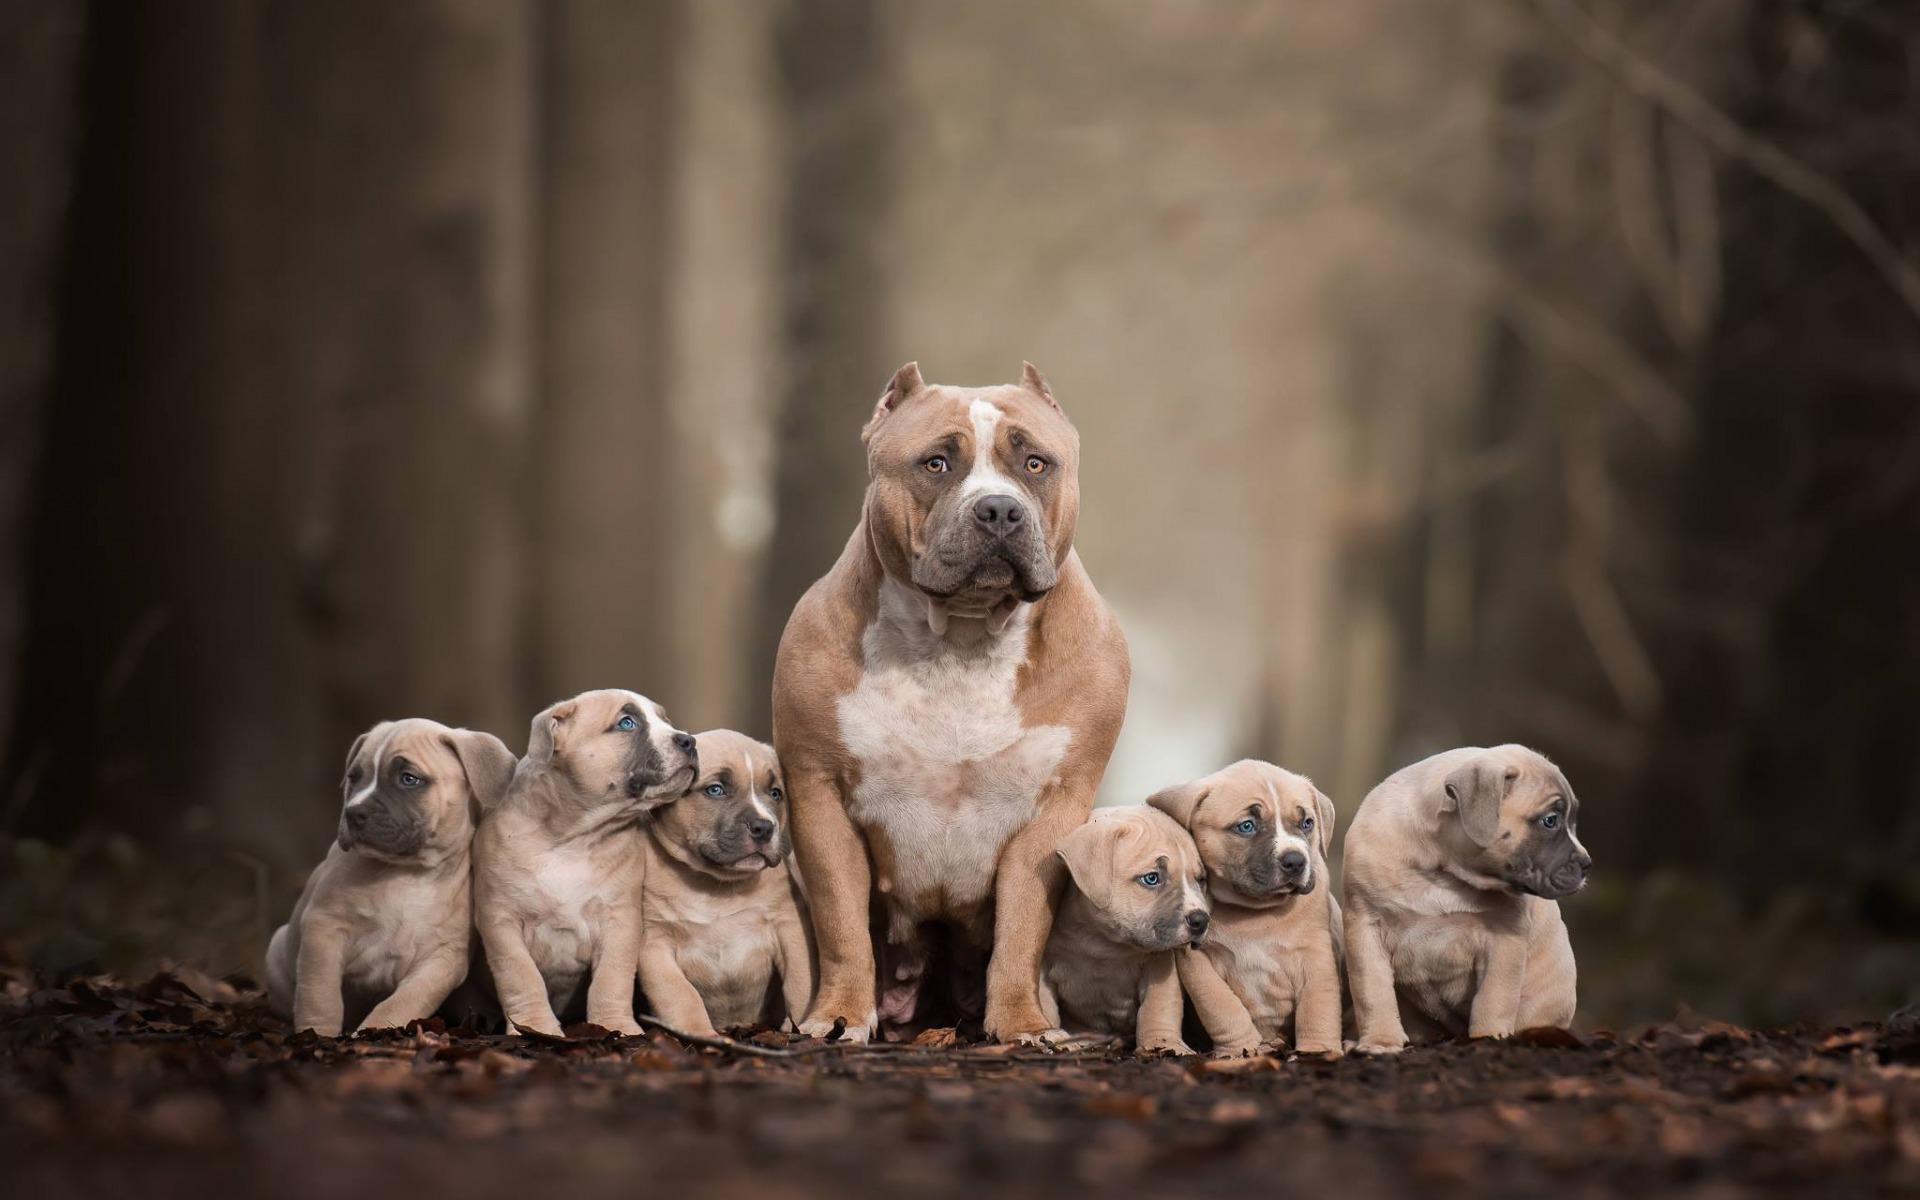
[1041,806,1210,1054]
[1149,760,1343,1055]
[1343,745,1591,1052]
[636,730,814,1037]
[474,689,696,1036]
[267,719,515,1036]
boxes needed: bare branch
[1532,0,1920,326]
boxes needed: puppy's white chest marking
[838,588,1071,921]
[520,840,621,992]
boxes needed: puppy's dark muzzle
[339,803,425,857]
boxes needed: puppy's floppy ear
[1054,819,1113,908]
[1020,361,1062,412]
[443,729,516,820]
[1145,780,1209,829]
[863,361,925,443]
[1311,786,1336,859]
[342,728,373,783]
[1443,757,1513,847]
[525,700,577,764]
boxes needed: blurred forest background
[1,0,1916,1028]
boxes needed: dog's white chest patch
[838,589,1071,923]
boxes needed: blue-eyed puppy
[636,731,814,1037]
[1040,806,1209,1054]
[267,719,515,1036]
[1150,760,1342,1055]
[474,689,697,1037]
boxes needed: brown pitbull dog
[1343,745,1591,1053]
[1148,761,1343,1056]
[267,719,515,1036]
[637,730,814,1038]
[772,362,1129,1044]
[474,689,698,1037]
[1042,806,1209,1053]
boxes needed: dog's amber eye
[924,456,949,474]
[1025,455,1047,475]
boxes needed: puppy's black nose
[746,817,775,843]
[672,732,696,755]
[972,493,1026,537]
[1184,910,1210,936]
[1279,850,1307,876]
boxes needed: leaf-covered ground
[3,968,1916,1200]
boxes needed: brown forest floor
[2,968,1917,1200]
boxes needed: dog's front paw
[507,1016,566,1039]
[1009,1026,1078,1049]
[1292,1039,1343,1057]
[796,1010,875,1044]
[1352,1037,1406,1055]
[1138,1038,1194,1057]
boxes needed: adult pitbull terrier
[637,730,815,1038]
[1343,744,1591,1052]
[772,362,1129,1044]
[267,719,515,1036]
[474,689,697,1037]
[1042,806,1208,1053]
[1148,760,1343,1055]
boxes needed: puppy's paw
[1210,1039,1263,1059]
[1352,1037,1406,1056]
[506,1016,566,1039]
[796,1012,874,1044]
[1293,1039,1343,1057]
[1138,1038,1194,1057]
[1010,1026,1078,1049]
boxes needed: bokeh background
[3,0,1916,1028]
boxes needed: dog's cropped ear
[863,361,925,443]
[444,729,516,820]
[1019,361,1062,412]
[1311,786,1336,859]
[1443,757,1513,847]
[1054,819,1113,907]
[525,700,577,764]
[1145,780,1209,829]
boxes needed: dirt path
[3,969,1915,1199]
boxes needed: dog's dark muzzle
[338,801,427,857]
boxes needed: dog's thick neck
[869,573,1038,656]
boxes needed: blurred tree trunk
[751,0,895,731]
[10,0,541,866]
[0,0,83,812]
[526,0,678,716]
[257,0,538,853]
[661,0,784,734]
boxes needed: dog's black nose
[672,732,696,755]
[1184,910,1210,935]
[746,817,775,843]
[1279,850,1307,876]
[973,493,1026,537]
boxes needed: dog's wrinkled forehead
[577,688,664,731]
[1097,807,1200,876]
[866,383,1078,471]
[344,718,457,790]
[690,729,780,795]
[1195,761,1311,825]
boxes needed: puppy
[636,730,814,1038]
[474,689,697,1037]
[267,719,515,1036]
[1040,806,1209,1054]
[1343,744,1591,1053]
[1148,760,1343,1055]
